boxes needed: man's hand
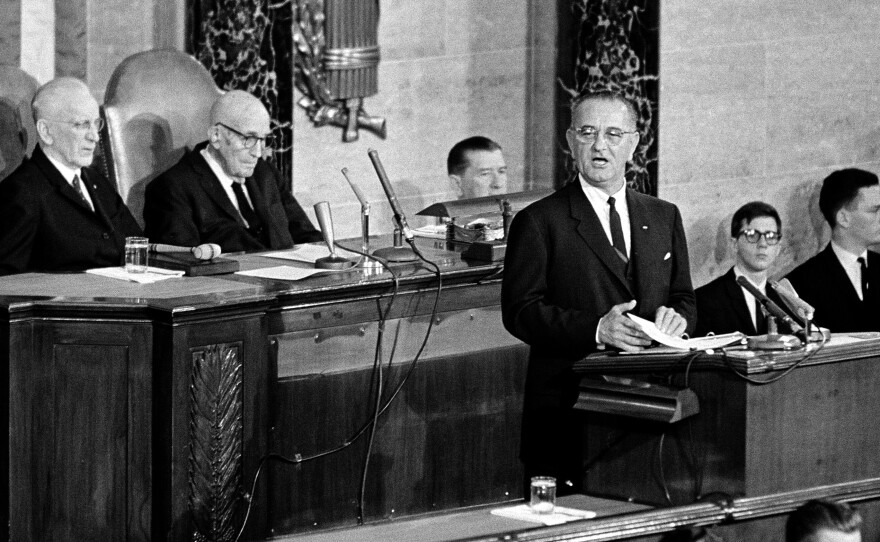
[597,300,652,352]
[654,306,687,337]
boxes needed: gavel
[149,243,222,261]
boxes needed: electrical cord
[720,332,828,385]
[233,240,444,541]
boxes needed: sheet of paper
[627,313,746,351]
[490,504,596,526]
[263,244,357,264]
[86,266,185,284]
[235,265,333,281]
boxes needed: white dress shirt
[578,175,632,258]
[200,148,255,212]
[831,241,867,300]
[733,266,767,330]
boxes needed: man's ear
[35,119,52,145]
[836,207,851,229]
[208,125,221,148]
[449,174,463,198]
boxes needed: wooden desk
[572,336,880,540]
[0,241,525,541]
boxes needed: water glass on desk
[529,476,556,514]
[125,237,149,273]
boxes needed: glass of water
[124,237,149,273]
[529,476,556,514]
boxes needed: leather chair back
[101,49,222,225]
[0,65,39,182]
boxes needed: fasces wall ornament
[293,0,387,142]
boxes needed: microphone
[149,243,221,261]
[736,275,803,333]
[313,201,354,269]
[341,167,369,210]
[367,149,414,241]
[769,279,815,322]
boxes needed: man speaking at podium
[502,90,695,496]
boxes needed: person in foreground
[501,90,695,495]
[786,499,862,542]
[695,201,788,336]
[785,168,880,331]
[447,136,508,199]
[144,90,321,253]
[0,77,142,275]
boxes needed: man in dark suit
[144,90,320,253]
[786,168,880,332]
[501,90,695,495]
[695,201,787,336]
[0,77,142,275]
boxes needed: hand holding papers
[627,313,745,351]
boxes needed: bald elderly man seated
[0,77,142,275]
[144,90,321,253]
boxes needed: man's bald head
[207,90,272,181]
[32,77,100,169]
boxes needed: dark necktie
[231,182,261,232]
[608,196,628,264]
[754,297,767,334]
[858,256,869,299]
[71,174,93,212]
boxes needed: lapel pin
[642,225,648,230]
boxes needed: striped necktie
[608,196,628,264]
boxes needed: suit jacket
[501,182,696,412]
[785,245,880,332]
[144,143,321,253]
[694,267,789,336]
[0,145,142,275]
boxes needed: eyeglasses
[45,117,105,133]
[218,123,274,149]
[738,229,782,245]
[571,126,638,146]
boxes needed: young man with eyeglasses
[501,90,695,497]
[144,90,320,253]
[0,77,142,274]
[785,169,880,332]
[695,201,789,336]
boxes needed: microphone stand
[367,150,417,262]
[314,201,356,270]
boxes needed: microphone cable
[233,240,444,541]
[719,331,828,385]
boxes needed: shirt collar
[578,173,627,208]
[201,147,240,188]
[42,148,82,184]
[732,265,767,290]
[831,240,867,266]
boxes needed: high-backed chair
[0,65,39,182]
[101,49,223,226]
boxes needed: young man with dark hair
[786,168,880,331]
[786,499,862,542]
[695,201,786,336]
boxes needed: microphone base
[315,255,356,270]
[746,334,803,351]
[372,245,418,262]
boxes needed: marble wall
[659,0,880,287]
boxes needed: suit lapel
[628,189,660,304]
[80,168,115,229]
[569,183,631,293]
[32,146,104,221]
[190,150,249,227]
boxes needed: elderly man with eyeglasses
[0,77,142,275]
[695,201,790,336]
[144,90,320,253]
[501,89,695,498]
[785,168,880,332]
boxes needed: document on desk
[263,244,357,264]
[627,313,746,351]
[490,503,596,526]
[235,265,332,281]
[86,266,185,284]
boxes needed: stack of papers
[627,313,746,350]
[490,503,596,526]
[263,244,357,264]
[86,266,185,284]
[235,265,332,281]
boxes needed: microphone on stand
[769,278,829,343]
[313,201,355,270]
[366,149,418,262]
[736,275,804,350]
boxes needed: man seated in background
[695,201,787,336]
[786,168,880,331]
[0,77,142,275]
[786,499,862,542]
[144,90,321,253]
[447,136,508,199]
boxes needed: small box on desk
[150,253,240,276]
[461,240,506,262]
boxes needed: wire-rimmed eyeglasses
[571,125,638,146]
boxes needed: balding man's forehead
[33,78,97,119]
